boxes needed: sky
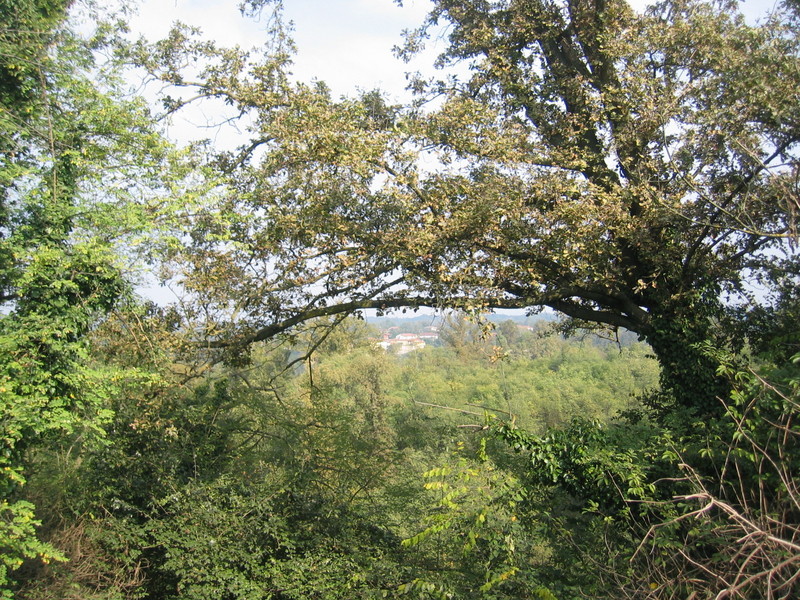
[127,0,779,99]
[128,0,437,102]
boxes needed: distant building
[376,330,428,355]
[394,332,419,341]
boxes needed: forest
[1,0,798,598]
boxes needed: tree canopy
[143,0,799,416]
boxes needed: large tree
[146,0,799,416]
[0,0,168,589]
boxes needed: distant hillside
[365,311,556,331]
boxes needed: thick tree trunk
[643,314,731,420]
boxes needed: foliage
[0,0,169,594]
[400,441,554,599]
[0,500,63,600]
[479,345,800,598]
[495,418,657,509]
[0,1,797,599]
[624,355,800,599]
[130,0,799,423]
[395,332,657,432]
[9,305,660,599]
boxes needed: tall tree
[0,0,167,590]
[392,0,800,415]
[145,0,798,418]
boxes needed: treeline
[379,317,658,431]
[15,313,658,599]
[11,307,800,599]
